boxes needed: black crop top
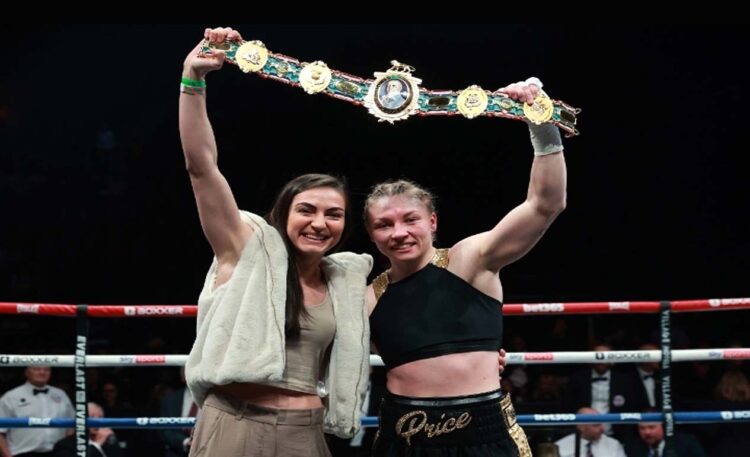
[369,249,503,369]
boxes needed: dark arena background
[1,24,748,456]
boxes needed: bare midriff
[386,351,500,397]
[214,382,323,409]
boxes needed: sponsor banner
[522,303,564,313]
[17,304,41,314]
[124,306,184,316]
[135,355,167,364]
[0,356,61,365]
[533,414,576,422]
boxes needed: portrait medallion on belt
[364,60,422,123]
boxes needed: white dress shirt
[0,382,74,454]
[590,369,612,434]
[555,432,627,457]
[590,369,611,414]
[637,367,656,407]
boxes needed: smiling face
[364,180,437,268]
[268,174,350,263]
[286,186,346,259]
[366,194,436,264]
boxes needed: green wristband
[181,76,206,88]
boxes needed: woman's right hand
[183,27,244,80]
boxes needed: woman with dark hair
[180,27,372,457]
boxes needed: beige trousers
[189,392,332,457]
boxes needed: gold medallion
[523,90,554,125]
[235,41,268,73]
[299,61,332,94]
[457,85,488,119]
[364,60,422,124]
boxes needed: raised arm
[180,27,252,275]
[456,78,567,273]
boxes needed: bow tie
[33,388,49,395]
[591,376,609,383]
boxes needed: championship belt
[200,39,580,136]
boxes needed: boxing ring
[2,297,750,456]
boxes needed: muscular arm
[476,150,566,272]
[180,28,253,281]
[452,79,566,276]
